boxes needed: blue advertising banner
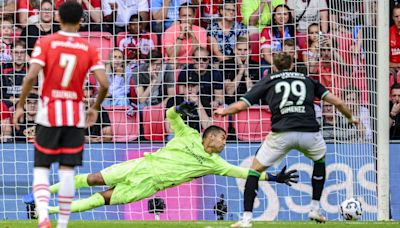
[0,143,399,220]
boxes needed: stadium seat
[249,33,261,63]
[105,106,139,142]
[233,106,272,142]
[79,32,113,61]
[142,104,166,141]
[211,114,229,133]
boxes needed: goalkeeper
[24,102,298,213]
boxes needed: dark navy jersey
[241,70,329,132]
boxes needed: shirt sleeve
[164,64,175,88]
[240,77,269,106]
[101,0,112,16]
[150,0,163,12]
[29,38,47,66]
[198,27,208,48]
[312,79,329,100]
[240,0,257,26]
[91,0,101,8]
[163,26,178,49]
[138,0,149,12]
[212,156,266,180]
[166,106,190,136]
[260,27,271,50]
[319,0,328,11]
[88,45,105,72]
[18,0,28,12]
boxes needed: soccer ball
[340,198,363,220]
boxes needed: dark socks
[244,170,260,212]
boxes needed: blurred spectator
[207,0,247,63]
[55,0,102,31]
[103,49,131,107]
[338,88,372,142]
[134,50,175,108]
[282,38,307,74]
[200,0,222,28]
[260,4,295,74]
[241,0,284,33]
[163,3,207,68]
[178,47,224,110]
[118,14,156,68]
[321,102,334,142]
[84,85,113,143]
[102,0,149,34]
[0,100,11,142]
[166,73,212,134]
[18,0,40,27]
[14,93,37,142]
[287,0,328,34]
[1,40,27,109]
[220,36,260,105]
[0,17,14,64]
[301,23,320,74]
[330,0,363,31]
[0,0,16,20]
[390,83,400,140]
[20,0,60,56]
[151,0,199,32]
[391,0,399,27]
[390,4,400,77]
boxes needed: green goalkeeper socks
[49,193,105,214]
[49,174,90,193]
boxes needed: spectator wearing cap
[163,3,207,68]
[18,0,40,27]
[14,93,38,142]
[207,0,247,63]
[165,72,212,134]
[55,0,102,31]
[133,50,175,109]
[102,0,149,34]
[84,85,113,143]
[220,36,260,105]
[178,47,224,110]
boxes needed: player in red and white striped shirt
[14,2,109,228]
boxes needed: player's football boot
[230,219,252,228]
[23,192,35,204]
[38,218,51,228]
[308,209,327,223]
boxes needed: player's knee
[250,158,268,172]
[87,172,106,186]
[99,189,113,205]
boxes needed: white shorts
[256,131,326,167]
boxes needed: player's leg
[49,188,113,214]
[32,125,64,228]
[49,172,106,193]
[232,132,291,228]
[56,127,85,228]
[297,132,327,222]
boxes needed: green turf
[1,220,399,228]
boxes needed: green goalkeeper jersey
[143,107,266,191]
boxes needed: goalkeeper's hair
[59,1,83,25]
[202,126,226,139]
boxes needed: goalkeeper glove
[176,101,197,118]
[267,165,299,186]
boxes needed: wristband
[267,173,277,182]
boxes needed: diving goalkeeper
[24,102,298,213]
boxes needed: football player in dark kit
[215,52,359,227]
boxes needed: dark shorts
[34,125,85,168]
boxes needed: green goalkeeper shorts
[100,158,159,205]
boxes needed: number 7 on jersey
[59,53,77,88]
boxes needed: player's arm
[214,159,298,185]
[323,92,358,124]
[13,63,41,128]
[214,100,249,117]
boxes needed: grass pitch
[1,220,399,228]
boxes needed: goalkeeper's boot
[308,209,327,223]
[38,218,51,228]
[231,219,252,228]
[23,192,35,205]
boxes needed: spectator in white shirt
[102,0,149,34]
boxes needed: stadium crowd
[0,0,397,142]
